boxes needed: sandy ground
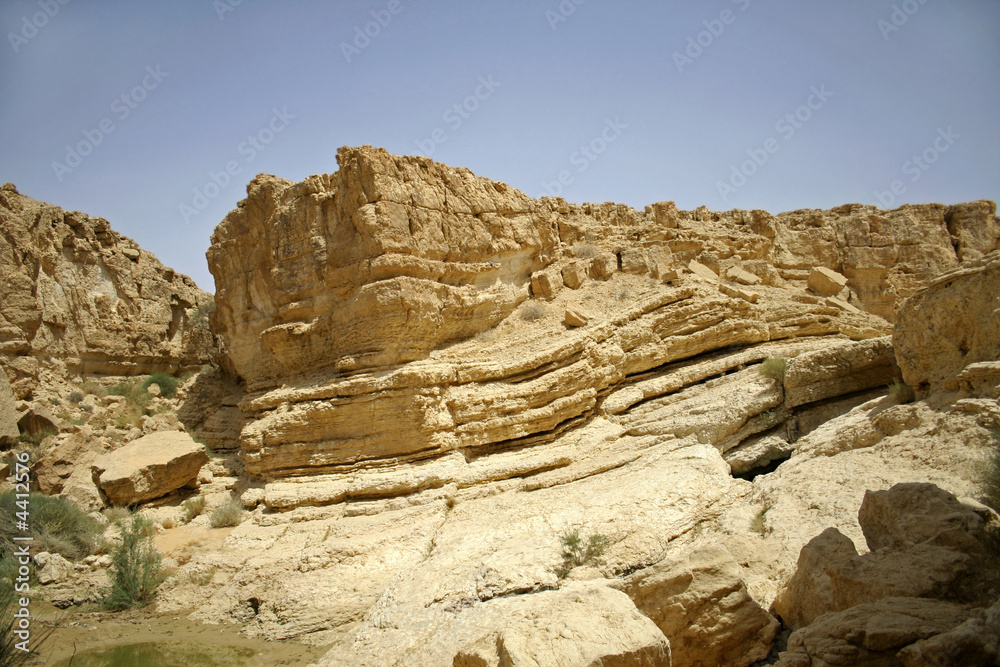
[32,603,332,666]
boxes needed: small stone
[564,308,589,327]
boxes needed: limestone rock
[0,187,214,388]
[531,268,562,300]
[562,262,586,289]
[726,266,762,286]
[896,597,1000,667]
[176,366,246,451]
[587,254,617,280]
[807,266,848,296]
[894,251,1000,388]
[719,282,759,303]
[92,431,208,505]
[619,249,651,275]
[775,597,972,667]
[621,545,778,667]
[34,551,73,585]
[687,260,718,282]
[0,369,17,446]
[783,336,899,408]
[564,307,589,328]
[945,199,998,262]
[857,482,986,552]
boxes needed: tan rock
[34,551,73,585]
[530,269,562,300]
[897,597,1000,667]
[945,200,998,261]
[619,249,651,275]
[621,545,778,667]
[587,254,617,281]
[140,411,185,436]
[857,483,986,552]
[562,262,586,289]
[894,251,1000,388]
[719,282,759,303]
[687,259,718,282]
[776,597,972,667]
[807,266,849,296]
[92,431,208,506]
[564,307,589,328]
[726,266,763,286]
[0,369,17,446]
[783,336,899,408]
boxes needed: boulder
[725,266,762,286]
[587,254,617,281]
[35,552,73,585]
[687,259,718,282]
[0,370,18,446]
[807,266,849,296]
[857,483,985,552]
[775,597,972,667]
[564,307,589,328]
[622,545,778,667]
[897,597,1000,667]
[619,249,651,275]
[894,252,1000,388]
[91,431,208,506]
[562,262,587,289]
[530,269,561,300]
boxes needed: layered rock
[91,431,208,506]
[0,183,214,399]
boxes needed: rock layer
[0,183,214,398]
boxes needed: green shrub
[142,372,179,399]
[0,491,101,561]
[183,496,207,523]
[103,506,132,526]
[888,379,915,404]
[557,529,610,578]
[980,428,1000,514]
[521,302,548,322]
[67,391,83,404]
[0,583,52,666]
[758,357,787,381]
[102,515,163,609]
[209,498,244,528]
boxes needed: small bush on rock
[103,514,163,609]
[209,498,244,528]
[758,357,787,381]
[521,302,548,322]
[183,496,207,523]
[557,529,610,578]
[0,491,101,561]
[142,372,179,399]
[888,379,915,404]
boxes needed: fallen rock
[725,266,763,286]
[587,254,617,280]
[562,262,586,289]
[530,269,561,300]
[807,266,848,296]
[564,307,589,328]
[621,545,778,667]
[894,251,1000,388]
[620,249,651,275]
[857,482,985,552]
[687,259,718,282]
[140,411,185,436]
[775,597,972,667]
[91,431,208,506]
[719,282,759,303]
[35,551,73,585]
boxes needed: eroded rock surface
[91,431,208,505]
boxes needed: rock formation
[0,183,214,399]
[136,147,1000,665]
[91,431,209,506]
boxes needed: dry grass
[209,498,244,528]
[888,379,915,404]
[183,496,207,523]
[758,357,787,381]
[521,301,548,322]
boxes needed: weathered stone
[897,597,1000,667]
[776,598,973,667]
[783,336,899,408]
[857,483,985,552]
[34,552,73,585]
[687,259,718,282]
[719,282,759,303]
[92,431,208,506]
[619,249,651,275]
[726,266,762,286]
[621,545,778,667]
[807,266,849,296]
[0,369,18,446]
[587,254,617,280]
[564,307,589,327]
[530,269,562,300]
[895,251,1000,388]
[562,262,586,289]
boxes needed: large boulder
[783,336,899,408]
[894,251,1000,388]
[621,545,778,667]
[91,431,208,506]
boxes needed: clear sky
[2,0,998,293]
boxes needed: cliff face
[207,146,998,480]
[0,183,214,398]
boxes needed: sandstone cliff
[0,183,214,398]
[154,147,1000,666]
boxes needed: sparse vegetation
[67,391,83,404]
[557,529,610,578]
[572,243,599,259]
[209,498,244,528]
[142,372,179,399]
[103,506,132,526]
[979,428,1000,514]
[183,496,207,523]
[888,379,915,404]
[521,301,548,322]
[102,514,164,609]
[80,379,107,398]
[750,504,770,535]
[190,300,216,327]
[0,491,101,562]
[758,357,787,382]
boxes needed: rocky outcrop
[0,183,214,399]
[894,251,1000,390]
[91,431,208,505]
[0,369,17,446]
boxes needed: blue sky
[2,0,998,292]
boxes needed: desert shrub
[190,301,216,327]
[521,302,548,322]
[182,496,207,523]
[103,514,163,609]
[109,379,152,408]
[67,391,83,404]
[142,372,179,399]
[80,379,107,398]
[572,243,599,259]
[980,428,1000,514]
[888,379,915,404]
[47,398,60,407]
[758,357,787,381]
[0,491,101,562]
[557,529,610,578]
[209,498,244,528]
